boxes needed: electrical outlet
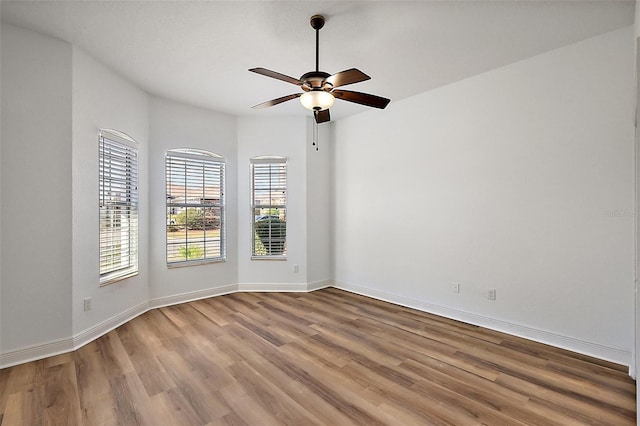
[452,282,460,293]
[293,264,299,273]
[83,297,92,311]
[488,289,496,301]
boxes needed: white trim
[99,270,139,287]
[250,256,287,261]
[307,279,332,292]
[72,301,149,351]
[0,337,74,369]
[333,280,631,366]
[0,286,237,369]
[0,301,148,369]
[250,156,287,164]
[99,128,137,147]
[237,283,308,292]
[149,284,238,309]
[1,280,630,370]
[632,39,639,379]
[166,148,225,163]
[166,258,226,269]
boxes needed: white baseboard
[2,280,630,370]
[237,283,309,292]
[0,301,150,369]
[149,284,238,309]
[0,337,74,369]
[72,301,150,351]
[1,287,238,369]
[236,280,332,293]
[0,282,322,368]
[307,279,332,292]
[333,280,631,367]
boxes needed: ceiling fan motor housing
[300,71,332,91]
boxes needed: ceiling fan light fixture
[249,14,389,123]
[300,90,335,111]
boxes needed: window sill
[166,258,226,269]
[100,271,139,287]
[251,256,287,261]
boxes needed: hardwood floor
[0,288,635,425]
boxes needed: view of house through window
[251,157,287,258]
[166,149,225,265]
[99,129,139,285]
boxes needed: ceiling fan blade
[249,68,302,86]
[325,68,370,88]
[314,109,330,124]
[252,93,301,109]
[333,90,390,109]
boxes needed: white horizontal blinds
[166,149,225,265]
[99,130,138,284]
[251,157,287,257]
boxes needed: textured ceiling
[1,1,634,121]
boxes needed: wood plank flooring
[0,288,635,425]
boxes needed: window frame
[165,149,226,267]
[99,129,139,286]
[250,157,287,260]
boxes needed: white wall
[306,119,333,286]
[333,26,635,363]
[148,97,238,303]
[1,24,73,352]
[237,117,308,288]
[633,0,640,416]
[1,15,4,355]
[71,47,150,337]
[636,1,640,38]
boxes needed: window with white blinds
[99,130,139,285]
[251,157,287,258]
[166,149,225,265]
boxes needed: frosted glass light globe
[300,90,335,111]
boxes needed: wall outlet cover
[488,289,496,301]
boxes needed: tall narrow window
[99,129,138,285]
[251,157,287,258]
[166,149,225,265]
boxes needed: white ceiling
[1,1,634,121]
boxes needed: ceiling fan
[249,14,390,124]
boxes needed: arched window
[166,149,225,265]
[99,129,139,284]
[250,156,287,258]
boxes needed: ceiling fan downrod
[310,15,325,73]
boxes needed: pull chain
[312,120,319,151]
